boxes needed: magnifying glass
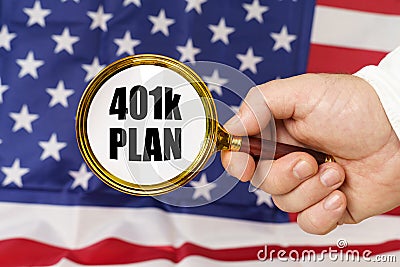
[76,54,333,196]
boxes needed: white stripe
[1,202,400,250]
[311,6,400,52]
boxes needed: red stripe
[385,206,400,216]
[317,0,400,15]
[0,238,399,266]
[307,44,387,74]
[288,212,298,222]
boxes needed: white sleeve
[354,46,400,140]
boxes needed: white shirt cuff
[354,47,400,140]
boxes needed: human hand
[221,73,400,234]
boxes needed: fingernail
[293,160,314,179]
[320,168,340,187]
[323,194,342,210]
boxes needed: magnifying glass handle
[234,136,335,165]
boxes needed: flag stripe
[1,203,400,249]
[1,238,399,266]
[386,207,400,216]
[311,6,400,53]
[52,251,400,267]
[307,44,386,73]
[317,0,400,15]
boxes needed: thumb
[225,75,308,135]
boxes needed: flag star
[208,18,235,45]
[185,0,207,14]
[254,189,274,208]
[203,69,228,96]
[82,57,105,82]
[9,105,39,133]
[190,173,217,201]
[123,0,141,7]
[23,1,51,27]
[114,31,141,56]
[1,159,29,188]
[148,9,175,37]
[52,27,80,55]
[46,80,74,108]
[16,51,44,79]
[87,5,113,32]
[39,133,67,161]
[236,47,263,74]
[243,0,269,23]
[0,78,9,104]
[270,25,297,53]
[69,163,93,190]
[177,38,201,62]
[0,25,16,51]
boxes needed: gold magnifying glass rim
[76,54,218,196]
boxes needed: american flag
[0,0,399,266]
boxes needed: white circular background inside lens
[87,64,207,185]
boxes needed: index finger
[224,85,272,136]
